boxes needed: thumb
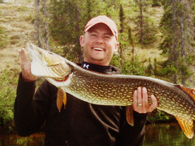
[148,95,158,112]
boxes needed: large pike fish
[26,43,195,139]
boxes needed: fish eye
[48,52,54,55]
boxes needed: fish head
[26,43,73,80]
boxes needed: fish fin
[62,91,67,109]
[57,88,66,112]
[175,85,195,101]
[126,106,134,126]
[175,116,194,139]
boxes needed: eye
[104,35,111,39]
[90,33,97,37]
[192,90,195,94]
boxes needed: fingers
[133,87,145,113]
[137,87,142,106]
[133,89,138,108]
[18,48,37,82]
[142,87,148,112]
[133,87,158,113]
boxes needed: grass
[0,1,36,74]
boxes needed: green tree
[128,27,135,62]
[133,0,158,46]
[159,0,195,84]
[119,4,125,67]
[49,0,84,61]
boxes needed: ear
[114,41,119,53]
[79,35,85,47]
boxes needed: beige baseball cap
[84,15,118,40]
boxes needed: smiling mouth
[93,48,103,51]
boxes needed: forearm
[14,73,43,136]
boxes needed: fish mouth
[54,75,69,82]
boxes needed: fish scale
[27,43,195,139]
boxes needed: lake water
[0,123,195,146]
[143,123,195,146]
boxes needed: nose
[96,36,104,44]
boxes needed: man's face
[80,23,119,66]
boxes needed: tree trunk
[171,0,177,84]
[128,28,134,62]
[180,16,185,85]
[119,4,125,67]
[35,0,41,47]
[42,0,50,50]
[139,0,143,46]
[75,5,82,62]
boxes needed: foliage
[140,21,158,45]
[0,69,19,133]
[152,0,162,7]
[111,55,146,75]
[131,0,159,45]
[156,64,177,77]
[147,110,174,122]
[16,135,44,146]
[122,59,146,75]
[159,0,195,84]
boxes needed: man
[14,15,157,146]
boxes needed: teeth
[94,48,103,51]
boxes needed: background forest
[36,0,195,85]
[1,0,195,133]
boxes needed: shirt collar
[80,62,113,74]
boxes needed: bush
[0,69,19,133]
[122,59,146,75]
[147,110,174,123]
[111,55,146,75]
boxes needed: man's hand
[19,48,37,82]
[133,87,157,113]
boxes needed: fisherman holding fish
[15,15,157,146]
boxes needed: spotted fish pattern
[26,43,195,139]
